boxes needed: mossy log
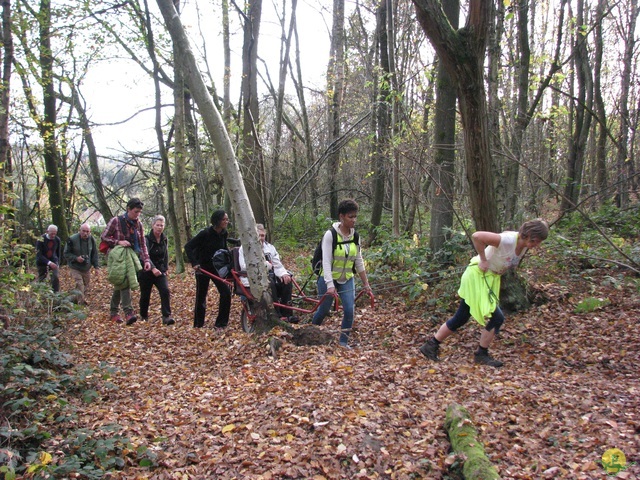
[445,403,500,480]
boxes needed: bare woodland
[1,1,640,478]
[0,0,637,252]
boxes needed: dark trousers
[271,275,293,317]
[37,264,60,292]
[138,271,171,319]
[446,299,505,334]
[194,270,231,328]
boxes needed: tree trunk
[327,0,345,219]
[144,0,182,273]
[37,0,67,239]
[240,0,267,225]
[486,0,503,217]
[429,0,458,254]
[222,0,231,126]
[387,0,400,237]
[613,0,638,208]
[369,0,390,244]
[171,0,188,274]
[444,403,500,480]
[561,0,593,212]
[291,23,319,217]
[68,87,113,222]
[156,0,275,328]
[593,0,608,204]
[269,0,297,236]
[503,0,531,225]
[0,0,13,223]
[413,0,499,233]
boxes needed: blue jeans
[312,276,355,345]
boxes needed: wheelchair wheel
[240,299,255,333]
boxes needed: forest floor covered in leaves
[57,249,640,480]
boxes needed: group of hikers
[35,196,549,366]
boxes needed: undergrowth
[0,222,156,479]
[0,297,157,479]
[277,204,639,313]
[2,202,638,478]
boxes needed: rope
[296,265,467,300]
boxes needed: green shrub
[0,223,156,477]
[574,297,610,313]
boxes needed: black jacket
[184,226,227,269]
[36,234,62,267]
[145,232,169,273]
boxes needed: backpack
[311,227,360,275]
[99,216,129,255]
[212,248,232,278]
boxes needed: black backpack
[212,249,232,278]
[311,227,360,275]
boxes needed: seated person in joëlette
[237,223,299,323]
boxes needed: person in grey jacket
[64,223,99,305]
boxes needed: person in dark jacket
[35,224,62,292]
[101,198,152,325]
[184,210,231,328]
[63,223,99,305]
[138,215,175,325]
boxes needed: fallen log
[444,403,500,480]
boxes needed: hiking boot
[162,316,175,326]
[474,350,503,368]
[125,312,138,325]
[286,315,300,324]
[419,338,440,361]
[111,314,123,324]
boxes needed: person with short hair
[184,210,232,328]
[419,219,550,367]
[64,223,99,305]
[101,198,152,325]
[312,199,372,348]
[35,224,62,292]
[238,223,298,323]
[138,215,175,325]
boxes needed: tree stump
[444,403,500,480]
[499,270,530,314]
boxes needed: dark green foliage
[554,203,640,266]
[274,206,638,312]
[0,229,157,477]
[577,202,639,240]
[0,317,158,478]
[365,227,470,304]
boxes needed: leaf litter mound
[57,251,639,479]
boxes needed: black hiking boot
[474,349,503,368]
[419,338,440,361]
